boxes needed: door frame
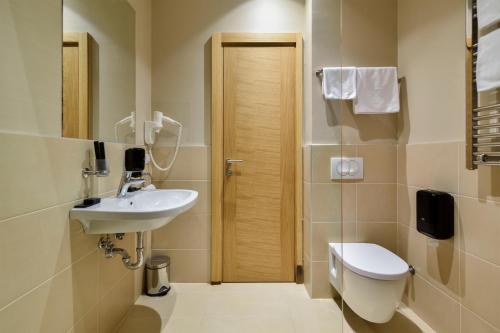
[210,33,303,284]
[62,32,92,139]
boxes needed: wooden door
[62,32,91,139]
[222,46,296,282]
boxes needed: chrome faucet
[117,171,148,198]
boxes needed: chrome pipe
[99,232,145,270]
[121,232,145,270]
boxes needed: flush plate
[330,157,364,180]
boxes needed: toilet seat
[329,243,408,280]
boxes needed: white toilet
[328,243,409,323]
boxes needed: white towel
[353,67,400,114]
[477,0,500,30]
[322,67,357,100]
[477,28,500,92]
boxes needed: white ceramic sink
[70,189,198,234]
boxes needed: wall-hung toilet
[328,243,409,323]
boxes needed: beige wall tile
[460,306,500,333]
[99,234,134,296]
[398,225,460,300]
[0,132,136,333]
[303,217,311,259]
[311,183,342,221]
[152,212,209,250]
[404,275,460,333]
[68,307,99,333]
[151,146,210,181]
[0,134,88,220]
[357,144,397,183]
[342,222,357,244]
[397,143,407,184]
[304,181,311,221]
[397,184,417,227]
[0,203,99,309]
[309,221,355,262]
[311,261,334,298]
[357,223,397,253]
[311,222,341,261]
[0,251,100,333]
[303,145,311,183]
[311,144,343,182]
[342,184,357,223]
[460,252,500,330]
[152,249,209,283]
[399,143,459,194]
[0,133,128,221]
[357,184,397,222]
[72,252,101,322]
[154,180,210,214]
[98,272,135,333]
[459,197,500,266]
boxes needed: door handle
[225,159,244,176]
[226,159,244,164]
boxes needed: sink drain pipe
[98,232,145,270]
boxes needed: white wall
[152,0,306,146]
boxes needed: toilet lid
[329,243,409,280]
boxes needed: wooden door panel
[62,32,90,140]
[222,46,295,282]
[62,45,81,138]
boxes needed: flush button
[330,157,364,180]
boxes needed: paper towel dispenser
[416,189,454,240]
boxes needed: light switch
[330,157,364,180]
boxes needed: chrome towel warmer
[466,0,500,169]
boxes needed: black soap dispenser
[125,148,146,173]
[416,190,454,240]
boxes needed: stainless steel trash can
[146,255,171,296]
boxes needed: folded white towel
[322,67,357,100]
[354,67,400,114]
[477,28,500,92]
[477,0,500,30]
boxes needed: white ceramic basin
[70,189,198,234]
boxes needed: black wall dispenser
[416,190,454,240]
[125,148,146,172]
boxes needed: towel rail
[315,68,403,83]
[466,0,500,168]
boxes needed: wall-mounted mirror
[0,0,136,144]
[63,0,136,143]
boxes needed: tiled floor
[118,283,435,333]
[163,283,342,333]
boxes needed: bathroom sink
[70,189,198,234]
